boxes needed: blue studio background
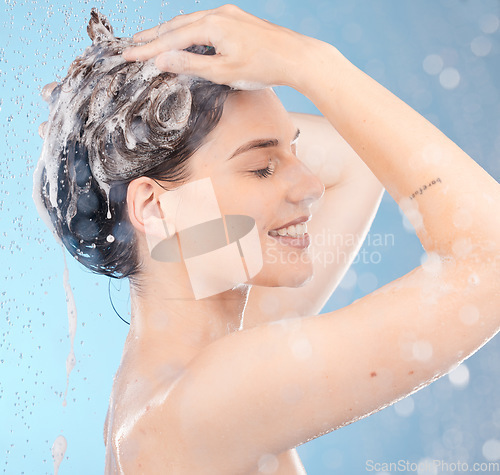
[2,0,500,473]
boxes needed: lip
[269,215,311,232]
[267,215,312,250]
[269,233,311,249]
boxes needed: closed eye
[251,159,275,179]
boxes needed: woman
[35,6,499,474]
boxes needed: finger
[41,82,58,102]
[155,50,222,82]
[38,121,48,139]
[132,24,166,43]
[133,10,212,43]
[124,21,214,62]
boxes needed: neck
[127,268,250,363]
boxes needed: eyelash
[251,159,275,179]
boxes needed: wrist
[281,37,344,97]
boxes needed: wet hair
[33,9,235,281]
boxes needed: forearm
[294,40,500,257]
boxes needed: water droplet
[439,67,460,90]
[394,395,415,417]
[482,438,500,461]
[357,272,378,293]
[339,268,357,290]
[420,252,442,275]
[423,54,443,76]
[106,234,115,243]
[412,340,433,362]
[471,36,492,57]
[468,273,480,286]
[479,14,499,34]
[459,304,480,325]
[448,363,469,388]
[258,453,279,474]
[289,336,312,361]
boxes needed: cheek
[223,186,274,221]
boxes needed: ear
[126,177,164,234]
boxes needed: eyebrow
[228,128,301,160]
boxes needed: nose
[284,159,325,206]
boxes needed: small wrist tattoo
[409,177,442,200]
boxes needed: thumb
[155,50,220,81]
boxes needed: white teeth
[287,225,297,237]
[269,222,307,238]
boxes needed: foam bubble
[51,435,67,475]
[32,10,200,243]
[229,80,267,90]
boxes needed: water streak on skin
[111,371,185,474]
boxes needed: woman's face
[185,88,325,288]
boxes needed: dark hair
[34,9,235,281]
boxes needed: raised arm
[122,6,500,473]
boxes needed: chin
[249,257,314,288]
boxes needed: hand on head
[122,4,314,91]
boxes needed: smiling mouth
[268,222,307,238]
[267,219,311,249]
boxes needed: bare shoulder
[105,327,306,475]
[103,347,189,473]
[105,345,307,474]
